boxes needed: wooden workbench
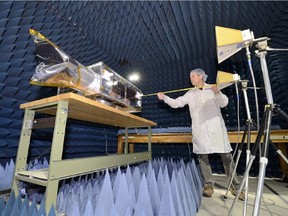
[12,93,156,213]
[118,130,288,175]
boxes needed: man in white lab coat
[157,68,243,199]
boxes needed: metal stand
[12,93,156,214]
[224,80,253,216]
[240,81,253,216]
[228,40,288,216]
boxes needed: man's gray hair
[190,68,208,82]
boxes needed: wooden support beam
[118,130,288,176]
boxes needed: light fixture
[128,73,140,82]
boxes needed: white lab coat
[163,84,232,154]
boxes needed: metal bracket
[23,117,56,129]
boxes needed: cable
[246,45,260,130]
[187,142,192,161]
[232,81,241,159]
[104,129,117,156]
[27,147,51,169]
[261,195,275,216]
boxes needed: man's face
[190,72,203,86]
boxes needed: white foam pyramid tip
[128,182,136,211]
[114,173,131,216]
[170,171,185,216]
[5,191,16,215]
[10,194,21,216]
[125,206,132,216]
[56,191,66,213]
[147,169,160,215]
[52,159,203,216]
[78,186,88,215]
[48,204,56,216]
[0,164,7,190]
[176,168,192,216]
[112,167,122,201]
[43,157,49,168]
[27,197,38,216]
[157,166,164,199]
[163,165,170,185]
[108,203,118,216]
[125,165,133,187]
[185,166,200,209]
[191,160,203,204]
[132,167,141,200]
[91,180,101,210]
[182,168,197,215]
[64,189,77,216]
[19,199,28,216]
[134,174,153,216]
[94,170,114,216]
[71,199,81,216]
[158,175,176,216]
[146,161,153,181]
[82,198,94,216]
[0,159,14,190]
[84,181,93,201]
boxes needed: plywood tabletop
[20,93,157,128]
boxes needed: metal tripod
[228,40,288,216]
[224,80,254,216]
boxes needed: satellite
[29,29,142,113]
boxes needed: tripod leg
[253,105,273,216]
[243,119,252,216]
[228,107,268,216]
[270,140,288,166]
[224,121,249,198]
[274,105,288,123]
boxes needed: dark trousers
[198,153,240,188]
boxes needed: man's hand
[157,92,166,100]
[211,86,220,94]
